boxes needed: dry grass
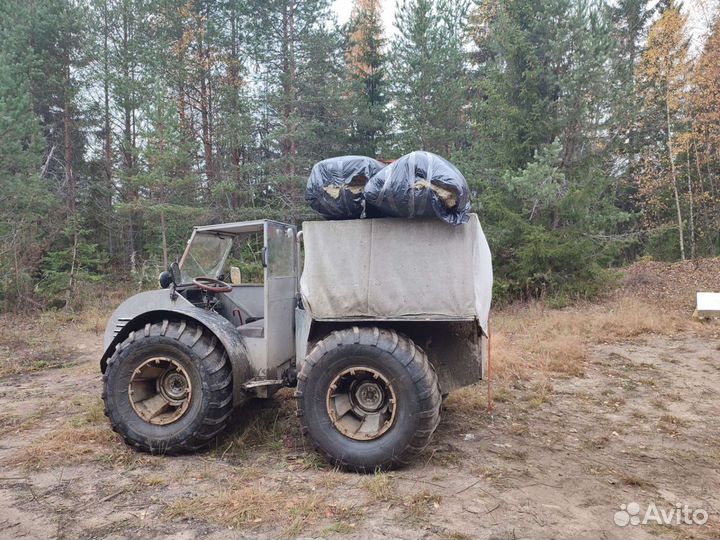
[402,490,442,521]
[0,283,127,377]
[165,485,285,527]
[320,522,354,536]
[0,260,717,539]
[362,471,395,502]
[490,295,708,387]
[40,301,117,335]
[7,398,132,470]
[0,314,74,377]
[214,389,301,464]
[525,381,553,408]
[69,397,106,426]
[40,284,130,335]
[658,414,682,434]
[483,260,719,411]
[164,481,345,537]
[141,474,168,487]
[618,473,655,489]
[619,256,720,311]
[443,384,489,429]
[492,386,514,402]
[10,423,130,469]
[446,533,472,540]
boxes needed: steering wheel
[192,276,232,293]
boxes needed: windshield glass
[180,232,233,283]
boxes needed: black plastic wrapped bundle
[305,156,386,220]
[364,151,471,226]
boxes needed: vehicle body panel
[100,290,253,405]
[263,221,298,375]
[101,216,491,402]
[295,315,486,394]
[300,214,492,334]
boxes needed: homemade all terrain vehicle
[101,216,492,471]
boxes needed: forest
[0,0,719,312]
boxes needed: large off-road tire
[102,319,233,454]
[296,327,441,472]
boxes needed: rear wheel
[102,320,233,454]
[296,327,441,471]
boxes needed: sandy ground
[1,319,719,539]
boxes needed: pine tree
[135,87,199,270]
[607,0,656,141]
[212,0,258,212]
[0,27,60,307]
[296,27,351,163]
[459,0,628,300]
[245,0,344,220]
[0,0,89,309]
[468,0,614,172]
[636,4,690,260]
[38,218,107,310]
[3,0,716,308]
[390,0,469,155]
[689,14,720,256]
[346,0,387,157]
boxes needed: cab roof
[193,219,290,235]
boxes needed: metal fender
[100,291,253,406]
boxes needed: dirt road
[1,317,719,539]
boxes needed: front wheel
[102,319,233,454]
[296,327,441,472]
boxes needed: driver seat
[236,318,264,338]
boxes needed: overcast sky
[332,0,397,35]
[331,0,719,52]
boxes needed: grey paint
[101,218,490,406]
[299,319,486,394]
[102,289,193,350]
[264,276,296,371]
[100,289,253,406]
[217,285,265,323]
[294,307,312,362]
[263,221,298,374]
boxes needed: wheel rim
[128,357,192,425]
[326,366,396,441]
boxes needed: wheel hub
[326,366,396,441]
[354,381,384,412]
[129,357,192,425]
[160,371,189,402]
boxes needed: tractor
[100,215,492,471]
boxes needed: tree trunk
[199,8,214,194]
[200,72,214,191]
[63,52,75,214]
[121,11,133,174]
[229,10,243,209]
[64,230,78,313]
[121,9,136,262]
[665,94,685,260]
[158,128,168,269]
[103,0,113,256]
[685,137,695,259]
[281,0,297,178]
[160,210,168,269]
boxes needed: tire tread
[103,319,233,455]
[296,327,441,472]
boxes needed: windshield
[180,232,233,283]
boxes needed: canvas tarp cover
[300,214,492,334]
